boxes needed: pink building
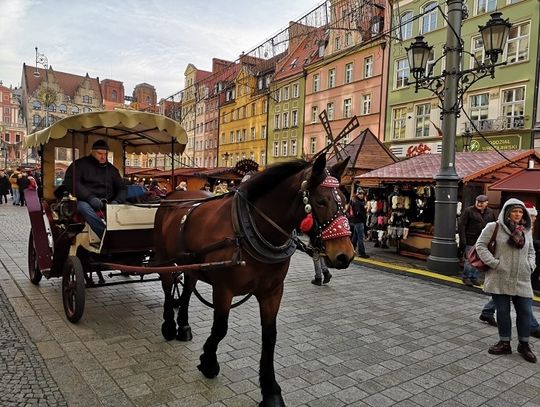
[0,84,27,167]
[303,0,390,158]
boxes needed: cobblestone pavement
[1,203,539,406]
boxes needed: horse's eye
[315,197,327,206]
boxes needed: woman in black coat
[0,171,10,203]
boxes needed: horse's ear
[309,153,327,188]
[329,156,350,181]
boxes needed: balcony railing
[463,116,525,132]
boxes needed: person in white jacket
[476,198,537,363]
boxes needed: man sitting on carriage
[61,139,126,238]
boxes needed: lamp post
[462,128,473,152]
[406,4,511,274]
[222,151,230,167]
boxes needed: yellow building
[218,66,269,168]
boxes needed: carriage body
[24,110,187,322]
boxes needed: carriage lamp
[462,128,473,152]
[405,2,512,275]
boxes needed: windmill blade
[318,109,342,160]
[334,116,360,144]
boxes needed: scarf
[505,218,525,249]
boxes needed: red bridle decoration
[320,215,351,240]
[299,213,314,233]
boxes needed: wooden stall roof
[356,150,540,186]
[489,168,540,192]
[124,167,164,176]
[326,128,398,171]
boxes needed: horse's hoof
[161,322,176,341]
[176,325,193,341]
[259,394,285,407]
[197,354,220,378]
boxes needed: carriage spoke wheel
[28,230,42,285]
[62,256,86,323]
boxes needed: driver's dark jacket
[63,155,126,203]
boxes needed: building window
[251,103,256,116]
[344,63,353,84]
[263,100,268,113]
[59,104,67,113]
[261,125,267,139]
[313,74,320,92]
[362,94,372,115]
[111,90,117,101]
[371,16,383,36]
[345,32,353,47]
[290,139,297,156]
[281,140,288,156]
[282,112,289,128]
[475,0,496,15]
[230,131,234,143]
[501,86,525,129]
[292,110,298,126]
[400,11,413,40]
[425,49,435,76]
[274,89,281,102]
[32,114,41,126]
[273,141,279,157]
[292,83,299,98]
[392,107,407,140]
[364,56,373,78]
[327,102,334,120]
[32,100,41,110]
[328,69,336,88]
[334,36,341,51]
[82,95,92,104]
[471,36,488,68]
[395,58,410,89]
[48,104,56,112]
[310,137,317,154]
[415,103,431,137]
[421,2,437,34]
[274,114,280,129]
[250,127,255,140]
[71,105,79,115]
[343,98,352,118]
[469,93,489,128]
[506,22,530,64]
[283,86,289,100]
[311,106,319,123]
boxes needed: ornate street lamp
[34,47,48,77]
[407,3,512,275]
[462,128,473,152]
[222,151,230,167]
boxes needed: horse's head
[300,154,355,269]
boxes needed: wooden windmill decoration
[311,110,360,161]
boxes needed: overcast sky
[0,0,319,100]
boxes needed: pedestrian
[17,172,30,206]
[347,188,369,258]
[9,168,20,205]
[311,248,332,286]
[476,198,537,363]
[458,194,496,286]
[175,181,187,191]
[0,170,10,203]
[479,202,540,338]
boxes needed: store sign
[468,135,522,152]
[390,141,441,158]
[406,143,432,157]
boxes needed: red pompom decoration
[300,213,314,233]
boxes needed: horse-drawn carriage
[25,109,356,406]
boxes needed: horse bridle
[299,171,351,252]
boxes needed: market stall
[356,149,540,260]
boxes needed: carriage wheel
[28,230,42,285]
[62,256,86,323]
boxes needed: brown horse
[153,153,354,407]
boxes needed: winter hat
[475,194,488,202]
[92,139,110,151]
[524,201,538,217]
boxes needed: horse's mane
[240,159,310,201]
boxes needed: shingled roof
[357,150,540,184]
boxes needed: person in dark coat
[62,139,126,238]
[347,188,369,258]
[458,194,496,286]
[17,172,30,206]
[0,170,10,203]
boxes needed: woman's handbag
[467,223,499,272]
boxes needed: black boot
[311,278,322,286]
[322,271,332,284]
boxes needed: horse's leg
[257,284,285,407]
[160,273,177,341]
[197,289,232,379]
[176,274,193,341]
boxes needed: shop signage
[468,135,522,152]
[406,142,432,157]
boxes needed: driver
[62,139,126,238]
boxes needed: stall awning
[489,169,540,192]
[356,150,540,185]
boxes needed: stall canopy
[356,150,540,186]
[489,168,540,192]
